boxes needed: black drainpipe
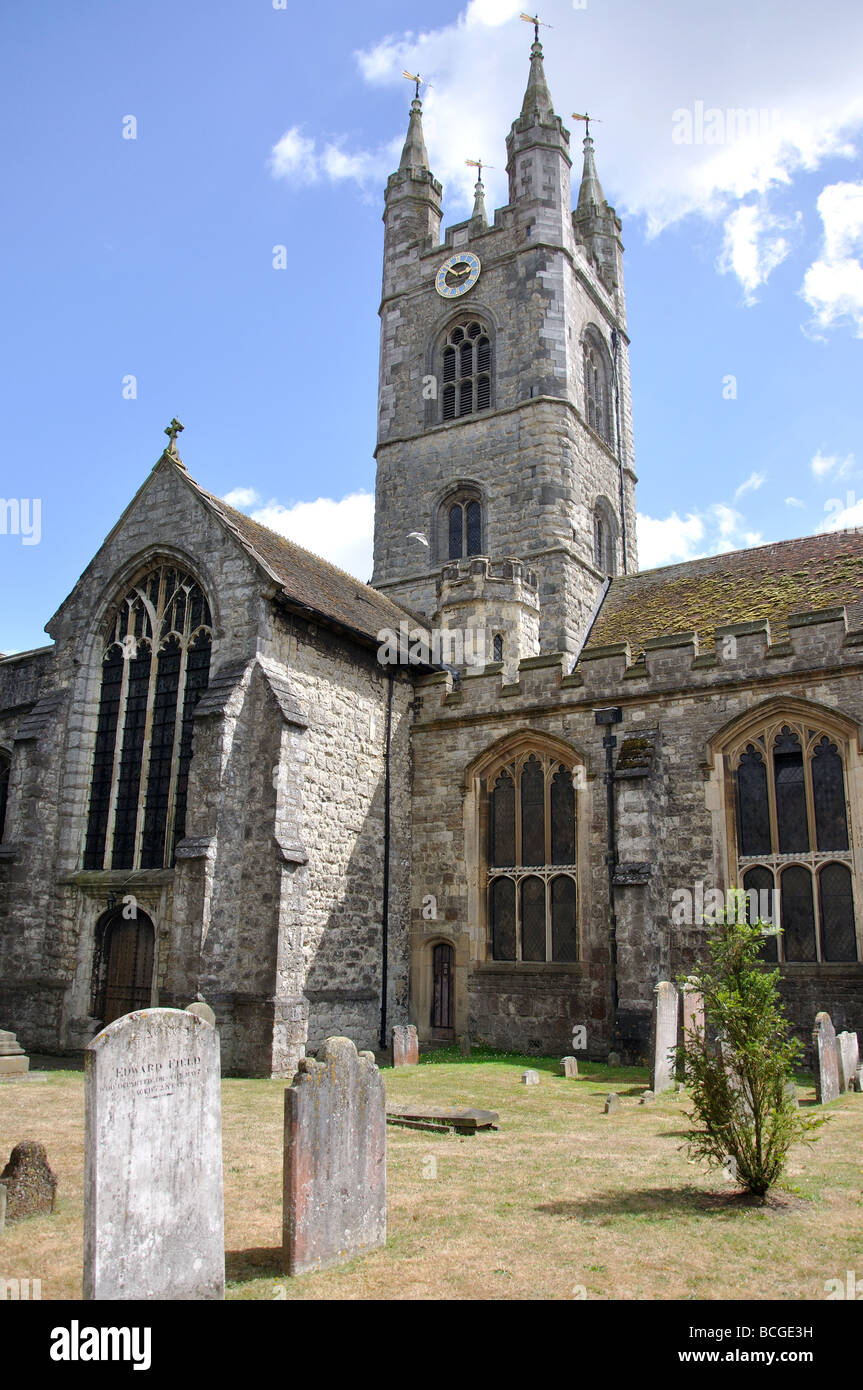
[379,672,394,1050]
[595,705,623,1050]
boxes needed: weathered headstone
[836,1031,860,1093]
[84,1008,224,1300]
[458,1035,472,1057]
[784,1081,799,1109]
[640,1089,655,1105]
[283,1036,385,1276]
[607,1051,621,1067]
[186,999,217,1027]
[603,1092,620,1114]
[812,1012,841,1104]
[520,1069,539,1085]
[681,978,704,1041]
[650,981,679,1094]
[391,1024,419,1067]
[559,1056,578,1079]
[0,1029,29,1076]
[0,1141,57,1222]
[857,1065,863,1094]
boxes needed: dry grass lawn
[1,1049,861,1301]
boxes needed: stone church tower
[372,39,638,665]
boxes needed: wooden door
[103,915,154,1024]
[431,942,454,1038]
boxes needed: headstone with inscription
[836,1031,860,1093]
[84,1008,224,1300]
[559,1056,578,1079]
[812,1012,841,1105]
[650,981,679,1094]
[0,1141,57,1222]
[283,1036,385,1277]
[391,1024,419,1067]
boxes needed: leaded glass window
[83,563,212,871]
[487,750,580,962]
[730,719,858,962]
[582,327,613,447]
[0,748,10,841]
[445,493,483,560]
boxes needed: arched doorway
[431,942,455,1040]
[92,910,155,1024]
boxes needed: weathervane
[572,112,603,139]
[402,69,433,101]
[520,12,552,42]
[466,158,495,182]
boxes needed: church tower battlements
[371,37,637,661]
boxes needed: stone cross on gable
[164,418,184,452]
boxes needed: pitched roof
[184,471,422,648]
[584,529,863,656]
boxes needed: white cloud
[816,498,863,534]
[801,181,863,336]
[223,488,375,581]
[637,502,762,569]
[733,470,766,501]
[811,449,854,479]
[270,0,863,294]
[785,496,805,508]
[223,486,261,508]
[718,205,797,302]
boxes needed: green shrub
[678,904,826,1197]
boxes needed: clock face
[435,252,481,299]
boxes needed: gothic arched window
[83,562,212,872]
[582,327,613,448]
[443,490,483,560]
[593,498,617,576]
[440,319,492,423]
[0,747,10,841]
[486,750,580,963]
[493,633,504,663]
[729,720,858,963]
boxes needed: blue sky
[1,0,861,653]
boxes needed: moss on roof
[586,530,863,656]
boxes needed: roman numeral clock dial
[435,252,481,298]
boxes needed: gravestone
[520,1069,539,1085]
[812,1012,841,1104]
[391,1024,419,1067]
[0,1029,29,1076]
[0,1141,57,1222]
[650,981,679,1094]
[283,1036,385,1277]
[186,999,217,1028]
[836,1031,860,1093]
[559,1056,578,1079]
[458,1035,471,1057]
[857,1065,863,1094]
[784,1081,799,1109]
[603,1092,620,1114]
[640,1090,656,1105]
[84,1008,224,1300]
[681,978,704,1041]
[607,1051,621,1067]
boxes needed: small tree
[677,904,826,1198]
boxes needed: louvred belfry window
[730,719,859,963]
[439,319,492,423]
[84,563,212,871]
[487,751,579,963]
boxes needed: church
[1,36,861,1074]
